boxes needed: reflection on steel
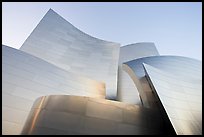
[2,45,105,135]
[21,95,175,135]
[124,56,202,135]
[117,43,159,105]
[119,42,159,64]
[143,63,202,135]
[20,9,120,100]
[2,8,202,135]
[29,96,46,134]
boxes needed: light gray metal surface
[143,63,202,135]
[119,42,159,64]
[21,95,175,135]
[124,56,202,135]
[2,45,105,135]
[20,9,120,99]
[2,8,202,135]
[125,56,201,80]
[117,43,159,105]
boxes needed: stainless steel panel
[2,45,105,135]
[21,95,175,135]
[143,63,202,135]
[117,42,159,105]
[2,8,201,135]
[20,9,120,99]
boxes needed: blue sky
[2,2,202,60]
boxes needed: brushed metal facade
[143,63,202,135]
[20,9,120,100]
[125,56,202,135]
[2,45,105,135]
[21,95,175,135]
[2,8,202,135]
[117,43,159,105]
[119,42,159,64]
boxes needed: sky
[2,2,202,61]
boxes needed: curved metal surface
[2,8,202,135]
[125,55,201,80]
[20,9,120,99]
[21,95,175,135]
[117,42,159,105]
[2,45,105,135]
[124,56,202,135]
[119,42,159,64]
[143,63,202,135]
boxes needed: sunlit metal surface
[28,96,46,134]
[20,9,120,99]
[2,8,202,135]
[124,56,202,135]
[117,43,159,105]
[143,63,202,135]
[21,95,175,135]
[2,45,105,135]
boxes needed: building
[2,9,202,135]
